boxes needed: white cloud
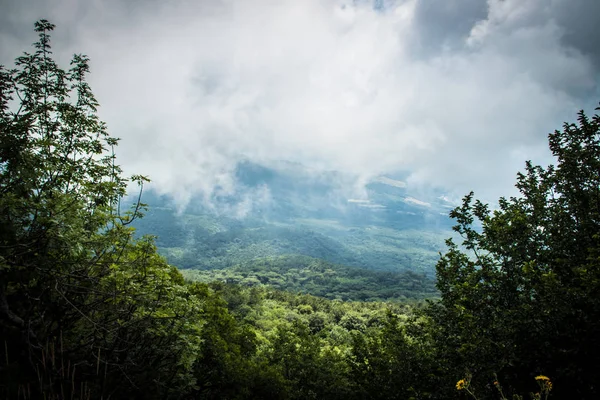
[404,197,431,207]
[375,176,407,188]
[348,199,371,204]
[1,0,598,207]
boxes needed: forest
[1,21,600,399]
[131,183,450,275]
[180,255,437,302]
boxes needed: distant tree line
[182,254,437,302]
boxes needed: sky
[1,0,599,208]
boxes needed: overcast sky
[1,0,599,207]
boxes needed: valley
[133,162,456,300]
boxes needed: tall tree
[0,20,205,399]
[431,106,600,398]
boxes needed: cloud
[1,0,598,207]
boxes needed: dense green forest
[132,192,449,275]
[2,21,600,399]
[180,255,437,302]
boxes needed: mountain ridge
[133,161,455,281]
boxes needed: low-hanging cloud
[1,0,599,207]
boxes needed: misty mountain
[133,161,456,277]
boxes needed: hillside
[181,255,437,302]
[133,161,455,278]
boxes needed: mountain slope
[181,255,438,302]
[133,161,455,278]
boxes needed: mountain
[132,161,455,283]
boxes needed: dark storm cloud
[412,0,600,69]
[412,0,488,52]
[552,0,600,68]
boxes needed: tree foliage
[0,20,205,399]
[431,106,600,398]
[182,254,437,302]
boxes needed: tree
[431,106,600,398]
[0,20,205,399]
[349,312,437,400]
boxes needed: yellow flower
[535,375,550,381]
[493,380,499,386]
[456,379,467,390]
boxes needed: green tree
[349,312,437,400]
[430,106,600,398]
[0,20,205,399]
